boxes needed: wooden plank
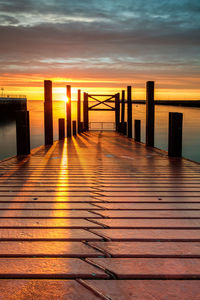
[89,241,200,257]
[84,280,200,300]
[87,257,200,278]
[0,187,100,191]
[0,192,98,197]
[95,210,200,218]
[0,228,102,240]
[0,196,101,202]
[0,241,102,257]
[96,203,200,209]
[0,203,99,209]
[91,229,200,241]
[0,258,108,278]
[94,196,200,203]
[0,280,101,300]
[99,192,200,196]
[0,219,101,228]
[0,210,100,218]
[93,219,200,229]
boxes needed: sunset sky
[0,0,199,100]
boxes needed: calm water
[0,100,200,162]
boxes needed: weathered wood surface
[0,132,200,299]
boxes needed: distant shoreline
[1,99,198,108]
[132,100,200,107]
[107,100,200,107]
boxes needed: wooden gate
[83,93,120,131]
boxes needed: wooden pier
[0,131,200,299]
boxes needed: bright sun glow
[63,95,69,102]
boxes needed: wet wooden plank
[0,258,108,278]
[0,241,103,257]
[0,196,101,202]
[0,228,102,240]
[100,191,200,196]
[96,210,200,218]
[87,257,200,279]
[0,202,98,209]
[0,192,98,197]
[94,196,200,203]
[84,280,200,300]
[0,187,99,192]
[0,219,101,228]
[101,187,200,191]
[0,280,101,300]
[96,203,200,210]
[91,229,200,241]
[95,219,200,229]
[89,241,200,257]
[0,210,100,218]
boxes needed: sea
[0,100,200,163]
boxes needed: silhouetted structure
[16,110,30,155]
[127,86,132,138]
[77,89,81,134]
[146,81,155,147]
[83,93,89,131]
[66,85,72,137]
[58,118,65,140]
[168,112,183,157]
[44,80,53,145]
[134,120,141,142]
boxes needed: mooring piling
[127,86,132,138]
[168,112,183,157]
[134,119,141,142]
[58,118,65,140]
[121,90,125,123]
[77,89,81,134]
[80,122,84,133]
[146,81,155,147]
[66,85,72,137]
[44,80,53,145]
[115,93,120,132]
[83,92,89,131]
[73,120,77,136]
[16,110,30,155]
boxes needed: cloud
[0,0,199,90]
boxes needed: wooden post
[168,112,183,157]
[77,89,81,134]
[83,92,89,131]
[121,90,125,123]
[66,85,71,137]
[16,110,30,155]
[134,120,141,142]
[123,122,127,135]
[80,122,84,133]
[58,118,65,140]
[127,86,132,138]
[146,81,155,147]
[73,121,77,136]
[115,93,120,132]
[44,80,53,145]
[118,122,122,133]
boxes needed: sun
[63,95,69,102]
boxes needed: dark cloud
[0,0,199,89]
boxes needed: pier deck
[0,132,200,299]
